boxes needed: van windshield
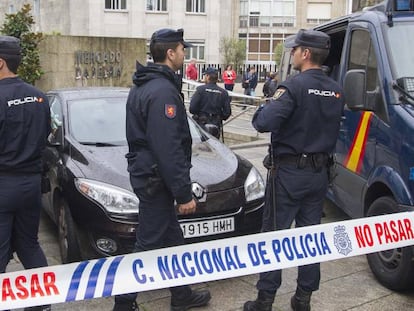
[384,22,414,79]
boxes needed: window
[307,3,332,24]
[185,43,205,61]
[147,0,167,11]
[186,0,205,13]
[105,0,126,10]
[348,30,378,91]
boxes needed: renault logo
[191,182,206,202]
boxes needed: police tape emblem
[333,225,352,256]
[165,104,177,119]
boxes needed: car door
[41,94,65,221]
[333,26,385,217]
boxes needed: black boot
[24,305,51,311]
[290,286,312,311]
[243,290,275,311]
[170,289,211,311]
[112,300,139,311]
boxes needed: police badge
[334,225,353,256]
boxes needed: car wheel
[366,196,414,291]
[58,199,81,263]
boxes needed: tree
[1,4,44,85]
[273,42,284,66]
[219,37,246,75]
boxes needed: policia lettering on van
[279,0,414,291]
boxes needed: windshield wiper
[79,142,122,147]
[393,77,414,104]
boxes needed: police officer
[113,28,211,311]
[244,29,345,311]
[0,36,51,311]
[189,67,231,139]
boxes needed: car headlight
[74,178,139,214]
[244,166,265,202]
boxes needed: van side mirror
[344,69,366,110]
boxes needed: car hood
[70,138,246,193]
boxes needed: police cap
[203,67,218,75]
[0,36,21,59]
[150,28,193,48]
[284,29,330,50]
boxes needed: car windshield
[69,97,127,145]
[68,96,204,145]
[384,21,414,79]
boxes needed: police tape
[2,212,414,309]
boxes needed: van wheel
[366,196,414,291]
[58,199,81,263]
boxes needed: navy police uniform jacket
[0,77,51,174]
[252,69,344,155]
[189,83,231,123]
[126,62,193,204]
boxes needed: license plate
[180,217,235,238]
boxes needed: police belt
[276,153,329,169]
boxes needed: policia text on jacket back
[0,36,52,311]
[278,0,414,292]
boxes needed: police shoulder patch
[272,88,286,100]
[165,104,177,119]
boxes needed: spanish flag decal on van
[344,111,373,173]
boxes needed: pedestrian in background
[113,28,211,311]
[0,36,51,311]
[185,58,198,97]
[242,66,258,107]
[244,29,344,311]
[222,64,237,91]
[190,67,232,139]
[262,71,279,98]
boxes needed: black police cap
[203,67,218,75]
[0,36,21,58]
[284,29,330,50]
[150,28,193,48]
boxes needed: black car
[42,87,265,263]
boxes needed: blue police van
[279,0,414,291]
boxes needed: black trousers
[257,164,328,293]
[115,186,191,304]
[0,174,48,273]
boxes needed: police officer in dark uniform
[113,28,211,311]
[244,29,345,311]
[189,67,231,139]
[0,36,51,311]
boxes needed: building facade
[0,0,351,66]
[238,0,349,64]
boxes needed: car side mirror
[47,126,63,147]
[344,69,366,110]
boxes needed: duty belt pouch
[311,154,325,172]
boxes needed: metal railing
[183,79,268,146]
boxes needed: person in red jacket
[185,58,198,81]
[222,64,237,91]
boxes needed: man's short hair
[149,28,192,62]
[301,46,329,66]
[0,36,22,73]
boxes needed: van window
[348,30,378,91]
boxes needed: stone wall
[36,35,146,91]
